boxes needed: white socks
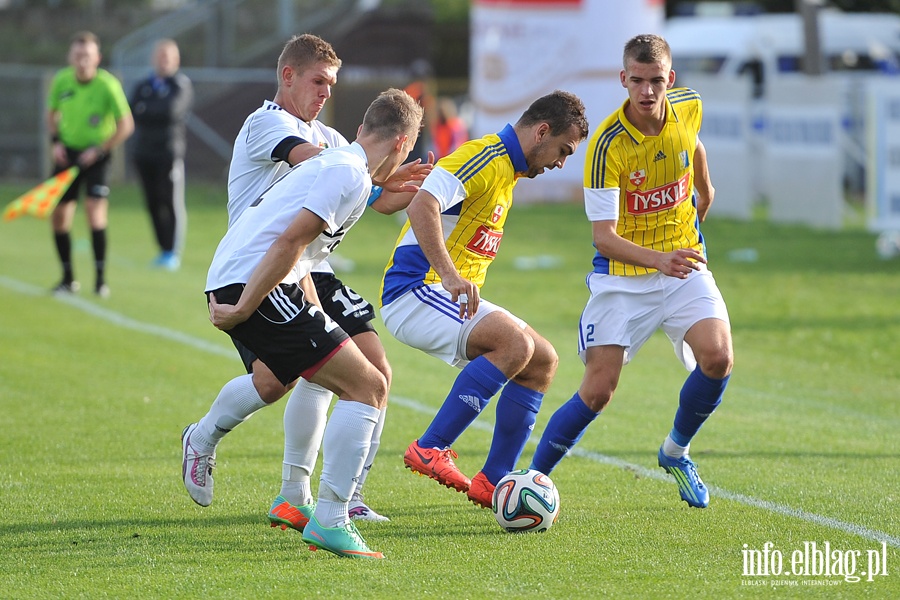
[662,434,689,459]
[279,380,332,505]
[315,400,379,528]
[194,374,266,450]
[354,406,386,497]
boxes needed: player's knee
[506,328,536,371]
[521,340,558,389]
[367,370,389,409]
[579,387,613,412]
[252,369,289,403]
[373,357,392,389]
[579,368,618,412]
[699,348,733,380]
[537,339,559,378]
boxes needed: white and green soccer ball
[492,469,560,533]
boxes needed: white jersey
[226,100,349,276]
[226,100,350,226]
[206,143,371,291]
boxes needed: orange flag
[3,166,79,222]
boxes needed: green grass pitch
[0,180,897,598]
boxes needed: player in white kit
[187,89,422,558]
[182,35,431,528]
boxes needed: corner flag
[3,166,79,222]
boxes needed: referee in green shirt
[47,31,133,297]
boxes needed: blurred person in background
[130,39,193,271]
[47,31,133,297]
[403,58,436,164]
[432,97,468,159]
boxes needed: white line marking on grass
[387,397,900,549]
[0,275,235,359]
[4,274,898,549]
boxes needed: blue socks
[527,369,728,476]
[670,367,729,446]
[530,392,598,475]
[419,356,508,449]
[481,381,544,484]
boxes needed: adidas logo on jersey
[653,150,667,162]
[458,394,482,412]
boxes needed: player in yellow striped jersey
[531,35,734,508]
[381,91,589,508]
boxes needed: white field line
[3,274,898,549]
[390,396,900,549]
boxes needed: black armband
[272,136,310,164]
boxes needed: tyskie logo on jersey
[626,171,690,215]
[466,225,503,258]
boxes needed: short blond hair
[361,88,424,141]
[276,34,341,81]
[623,34,671,68]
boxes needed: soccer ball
[492,469,560,533]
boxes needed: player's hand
[381,151,435,193]
[656,248,706,279]
[443,274,479,319]
[208,293,249,331]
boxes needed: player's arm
[406,187,479,317]
[370,151,435,214]
[587,187,705,279]
[298,272,324,310]
[47,108,67,166]
[285,140,321,165]
[209,208,327,330]
[692,138,715,222]
[107,112,135,152]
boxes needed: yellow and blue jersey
[584,88,705,276]
[381,124,527,305]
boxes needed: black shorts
[232,272,376,374]
[311,272,376,336]
[211,283,350,387]
[56,147,111,202]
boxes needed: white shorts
[381,283,527,368]
[577,265,730,371]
